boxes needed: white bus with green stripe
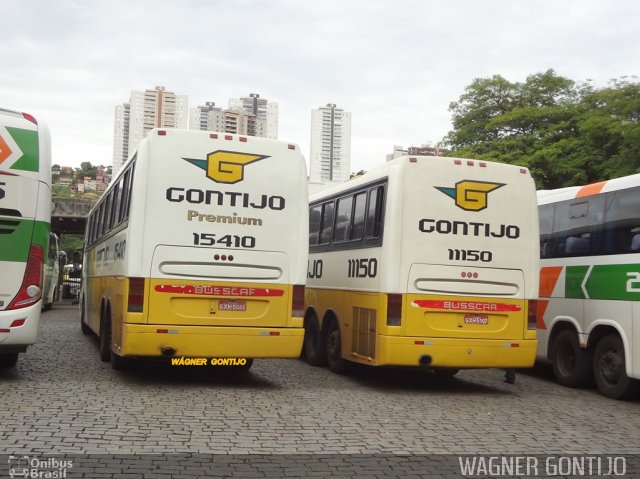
[538,175,640,399]
[0,108,51,368]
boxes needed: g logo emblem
[184,151,269,184]
[435,180,505,212]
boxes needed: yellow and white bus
[0,108,51,368]
[81,129,308,369]
[538,175,640,399]
[303,155,539,374]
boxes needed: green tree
[444,70,640,189]
[59,234,84,260]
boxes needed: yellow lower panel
[377,336,537,368]
[121,323,303,358]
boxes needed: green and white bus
[538,175,640,399]
[0,108,51,368]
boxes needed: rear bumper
[377,335,537,368]
[0,302,41,350]
[120,323,304,358]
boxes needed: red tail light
[8,244,43,310]
[292,285,305,317]
[528,300,538,330]
[127,277,145,313]
[387,294,402,326]
[22,112,38,124]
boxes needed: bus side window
[333,196,353,243]
[318,201,334,245]
[351,192,367,241]
[602,187,640,254]
[539,203,554,259]
[309,204,322,245]
[365,186,384,239]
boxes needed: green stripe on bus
[7,127,39,172]
[566,264,640,300]
[0,219,49,262]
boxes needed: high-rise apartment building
[112,86,188,175]
[228,93,279,138]
[309,104,352,183]
[385,143,446,162]
[190,94,279,139]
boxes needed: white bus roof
[537,173,640,205]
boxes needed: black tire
[0,352,19,368]
[111,351,127,371]
[99,309,111,362]
[303,315,326,366]
[80,298,92,335]
[432,368,460,378]
[551,329,592,388]
[593,334,640,400]
[325,319,347,374]
[235,358,253,371]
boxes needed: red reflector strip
[158,130,167,136]
[409,157,417,163]
[210,133,218,139]
[454,160,462,165]
[503,343,520,348]
[270,332,280,336]
[239,137,247,142]
[157,329,179,334]
[479,162,487,167]
[411,300,521,312]
[155,285,284,297]
[415,340,424,345]
[288,144,296,150]
[467,161,474,166]
[520,168,527,174]
[10,319,26,327]
[0,329,10,333]
[225,135,232,140]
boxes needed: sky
[2,0,639,173]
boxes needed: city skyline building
[228,93,279,138]
[189,93,279,139]
[309,103,352,183]
[385,143,446,162]
[112,86,188,175]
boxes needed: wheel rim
[597,347,623,386]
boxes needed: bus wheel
[326,320,346,374]
[432,368,459,378]
[235,358,253,371]
[0,353,19,368]
[593,334,640,400]
[551,329,591,388]
[111,351,127,371]
[99,311,112,362]
[80,298,92,335]
[304,316,326,366]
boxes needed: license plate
[464,314,488,325]
[218,300,247,312]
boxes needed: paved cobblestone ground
[1,305,639,462]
